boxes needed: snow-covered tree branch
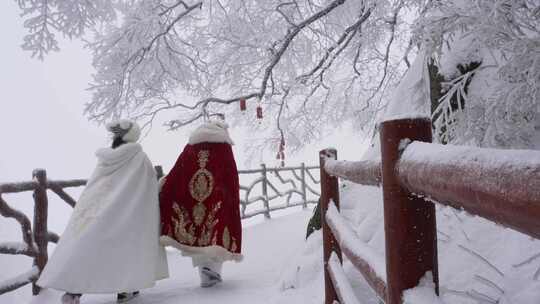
[15,0,416,152]
[15,0,540,152]
[17,0,115,59]
[417,0,540,148]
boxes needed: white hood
[106,119,141,143]
[188,120,234,145]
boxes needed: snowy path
[29,210,317,304]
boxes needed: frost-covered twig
[444,288,497,304]
[450,209,471,242]
[436,229,451,243]
[473,274,504,295]
[513,251,540,268]
[458,244,504,277]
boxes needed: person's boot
[61,293,81,304]
[199,266,222,288]
[117,291,140,303]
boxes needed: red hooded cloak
[159,122,242,263]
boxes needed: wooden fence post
[261,164,271,219]
[320,149,342,304]
[300,163,307,208]
[32,169,49,295]
[380,118,439,304]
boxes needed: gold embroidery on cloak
[211,230,218,245]
[172,202,196,245]
[192,201,207,226]
[189,150,214,226]
[222,227,231,250]
[198,201,222,246]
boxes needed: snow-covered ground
[335,182,540,304]
[1,209,350,304]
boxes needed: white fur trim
[160,236,243,263]
[106,119,141,143]
[122,121,141,142]
[188,120,234,145]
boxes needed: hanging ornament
[240,99,246,111]
[256,105,263,119]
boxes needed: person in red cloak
[159,120,242,287]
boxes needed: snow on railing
[398,141,540,239]
[0,266,39,295]
[324,159,381,186]
[326,202,387,301]
[327,252,362,304]
[320,117,540,304]
[238,163,320,219]
[0,242,36,256]
[319,119,439,304]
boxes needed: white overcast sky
[0,1,367,184]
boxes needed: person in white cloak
[37,120,169,304]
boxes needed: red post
[32,169,49,295]
[380,118,439,304]
[320,148,342,304]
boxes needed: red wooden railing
[320,117,540,304]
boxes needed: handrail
[398,141,540,239]
[320,117,540,304]
[238,163,320,218]
[326,203,387,301]
[0,180,87,195]
[324,159,381,186]
[238,165,319,174]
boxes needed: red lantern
[240,99,246,111]
[256,105,263,119]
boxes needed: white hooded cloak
[37,143,169,293]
